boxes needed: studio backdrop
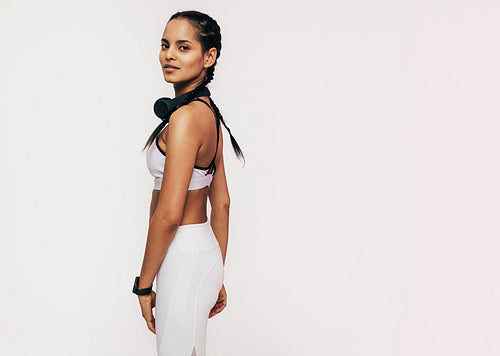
[0,0,499,355]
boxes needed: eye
[180,46,189,51]
[161,43,168,49]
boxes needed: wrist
[138,281,153,289]
[132,276,153,295]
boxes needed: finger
[219,299,227,311]
[209,305,219,318]
[141,304,156,334]
[151,293,156,308]
[147,316,156,334]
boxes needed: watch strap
[133,276,153,295]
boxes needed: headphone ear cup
[153,86,210,120]
[153,97,173,119]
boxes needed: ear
[203,47,217,68]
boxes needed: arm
[138,108,203,289]
[208,137,231,265]
[149,190,159,223]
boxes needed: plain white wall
[1,0,499,355]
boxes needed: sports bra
[146,98,220,191]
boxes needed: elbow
[213,197,230,212]
[151,212,182,231]
[209,189,231,211]
[222,194,231,209]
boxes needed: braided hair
[142,10,245,165]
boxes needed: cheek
[185,53,203,67]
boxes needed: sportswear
[146,98,220,191]
[155,220,224,356]
[145,97,225,356]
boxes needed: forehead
[162,18,197,42]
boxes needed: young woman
[133,10,244,356]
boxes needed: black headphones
[153,86,211,122]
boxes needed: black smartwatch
[132,276,153,296]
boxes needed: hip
[166,219,220,256]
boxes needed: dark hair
[142,10,245,167]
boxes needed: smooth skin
[137,18,230,334]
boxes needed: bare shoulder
[167,105,204,144]
[168,104,198,127]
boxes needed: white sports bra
[146,98,220,191]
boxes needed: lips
[164,64,179,69]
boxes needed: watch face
[133,276,140,292]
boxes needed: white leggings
[155,220,224,356]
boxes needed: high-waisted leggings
[155,220,224,356]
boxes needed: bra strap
[192,98,220,175]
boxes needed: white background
[1,0,499,355]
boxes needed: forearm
[138,216,179,289]
[210,205,229,265]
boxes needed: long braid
[208,96,245,163]
[205,66,245,163]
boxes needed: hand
[209,284,227,318]
[138,290,156,334]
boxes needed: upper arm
[149,190,159,223]
[153,108,203,224]
[208,132,230,209]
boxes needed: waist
[167,220,219,255]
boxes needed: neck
[173,78,205,97]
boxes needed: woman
[133,10,244,356]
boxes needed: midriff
[150,185,210,226]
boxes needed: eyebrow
[161,38,193,44]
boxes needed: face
[159,18,216,91]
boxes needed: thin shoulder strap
[191,98,220,175]
[192,97,216,116]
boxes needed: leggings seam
[158,251,198,356]
[190,253,223,356]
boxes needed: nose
[164,46,175,61]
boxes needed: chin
[162,75,177,84]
